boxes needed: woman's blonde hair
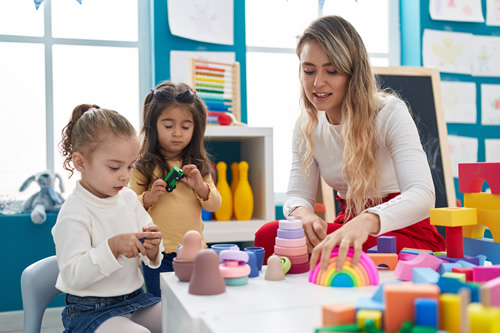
[59,104,136,178]
[296,15,382,219]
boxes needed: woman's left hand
[309,212,380,272]
[181,164,209,199]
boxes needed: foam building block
[456,260,477,268]
[438,262,461,275]
[400,248,431,255]
[384,283,440,333]
[440,293,460,333]
[476,255,487,266]
[367,253,398,270]
[459,162,500,195]
[412,267,440,284]
[481,276,500,307]
[368,245,378,253]
[472,265,500,283]
[415,297,438,329]
[463,238,500,265]
[463,192,500,210]
[452,267,473,282]
[322,303,356,327]
[436,254,480,266]
[377,236,396,253]
[356,309,382,330]
[354,296,385,312]
[393,252,444,281]
[398,252,418,261]
[462,208,500,243]
[442,272,466,283]
[430,207,478,227]
[467,303,500,333]
[370,280,403,304]
[437,276,480,303]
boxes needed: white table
[160,268,395,333]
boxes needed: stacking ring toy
[277,228,304,239]
[224,276,249,286]
[280,257,291,274]
[275,236,306,247]
[219,250,249,263]
[219,262,251,278]
[279,217,303,230]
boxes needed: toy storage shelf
[203,126,275,243]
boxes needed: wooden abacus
[187,57,241,125]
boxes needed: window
[245,0,400,201]
[0,0,151,204]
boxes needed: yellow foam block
[440,293,461,333]
[442,272,466,282]
[467,303,500,333]
[464,192,500,211]
[356,309,382,330]
[430,207,477,227]
[462,208,500,243]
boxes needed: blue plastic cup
[244,246,265,271]
[211,243,239,256]
[244,250,259,277]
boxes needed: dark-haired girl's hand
[309,212,380,272]
[181,164,209,200]
[143,179,167,209]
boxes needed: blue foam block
[377,236,397,253]
[415,298,438,328]
[437,276,480,302]
[456,260,477,268]
[463,237,500,265]
[413,267,440,284]
[368,245,378,253]
[355,296,385,312]
[438,262,460,275]
[436,254,480,266]
[370,280,402,303]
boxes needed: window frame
[0,0,151,172]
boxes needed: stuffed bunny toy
[19,170,65,224]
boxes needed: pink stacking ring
[219,250,249,263]
[274,245,308,257]
[288,262,310,274]
[282,253,309,265]
[219,263,251,278]
[278,218,303,230]
[277,228,304,239]
[275,236,306,248]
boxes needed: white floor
[0,308,64,333]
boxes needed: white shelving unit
[203,126,275,243]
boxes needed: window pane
[322,0,389,54]
[246,52,301,194]
[370,57,390,67]
[246,0,318,48]
[0,42,46,200]
[0,1,44,37]
[51,0,138,41]
[52,44,140,193]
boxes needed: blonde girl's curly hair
[296,15,382,219]
[59,104,136,178]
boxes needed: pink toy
[219,260,251,278]
[265,255,285,281]
[177,230,203,261]
[459,162,500,194]
[274,244,307,257]
[275,236,306,247]
[188,249,226,295]
[308,248,379,287]
[481,276,500,307]
[393,252,445,281]
[281,253,309,265]
[472,265,500,283]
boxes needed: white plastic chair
[21,255,62,333]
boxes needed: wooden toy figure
[215,161,233,221]
[230,161,239,203]
[234,161,254,221]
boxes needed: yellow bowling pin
[230,162,239,203]
[234,161,254,221]
[214,161,233,221]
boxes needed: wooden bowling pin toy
[230,162,239,204]
[234,161,254,221]
[215,161,233,221]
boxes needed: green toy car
[164,166,184,192]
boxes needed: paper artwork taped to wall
[430,0,485,22]
[423,29,473,74]
[441,81,477,124]
[481,84,500,125]
[472,35,500,77]
[447,135,478,178]
[486,0,500,26]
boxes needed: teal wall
[151,0,248,123]
[400,0,500,205]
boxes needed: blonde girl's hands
[291,207,328,252]
[309,212,380,272]
[181,164,209,199]
[143,179,167,209]
[139,225,163,261]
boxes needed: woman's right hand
[143,179,167,209]
[291,207,327,252]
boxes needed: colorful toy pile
[274,216,310,274]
